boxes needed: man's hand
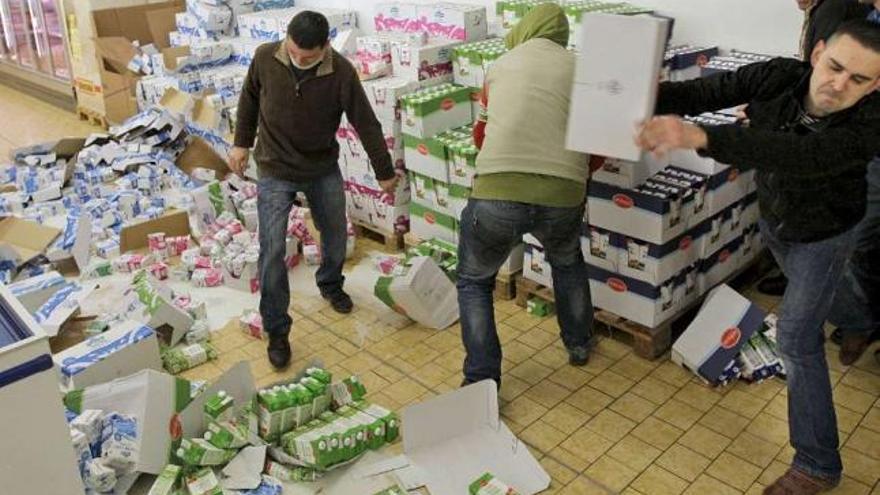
[228,146,250,177]
[635,116,708,159]
[378,174,399,194]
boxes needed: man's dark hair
[287,11,329,49]
[829,18,880,53]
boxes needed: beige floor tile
[758,460,790,486]
[541,456,579,486]
[653,399,705,431]
[501,395,549,428]
[678,424,733,460]
[718,389,769,420]
[736,379,785,401]
[683,474,743,495]
[744,483,766,495]
[433,348,466,373]
[534,345,572,370]
[651,361,693,388]
[840,369,880,396]
[383,377,428,405]
[497,322,524,345]
[499,374,532,402]
[699,405,752,439]
[707,453,764,491]
[566,385,615,416]
[543,401,592,435]
[606,434,662,472]
[630,376,680,405]
[525,380,573,409]
[518,327,560,352]
[582,352,616,375]
[584,456,639,493]
[410,362,455,389]
[558,475,615,495]
[631,416,684,451]
[589,370,636,398]
[559,426,617,466]
[844,426,880,460]
[763,393,788,421]
[725,431,783,469]
[504,340,540,364]
[674,382,725,413]
[510,359,555,386]
[746,413,791,447]
[829,477,873,495]
[548,445,593,474]
[656,444,713,483]
[549,366,595,391]
[520,420,569,454]
[834,385,877,415]
[505,312,543,332]
[609,392,657,423]
[630,465,689,495]
[610,354,658,382]
[593,336,633,361]
[841,448,880,486]
[585,409,637,442]
[861,407,880,433]
[836,405,865,435]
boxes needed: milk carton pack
[697,236,744,295]
[409,201,456,244]
[362,76,420,122]
[618,228,701,286]
[416,3,487,42]
[672,284,765,385]
[375,2,421,33]
[523,243,552,288]
[356,36,393,79]
[452,38,506,89]
[374,256,459,329]
[447,139,478,187]
[391,39,459,86]
[591,154,669,190]
[344,183,410,234]
[588,263,685,328]
[401,84,472,138]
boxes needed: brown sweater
[234,42,394,182]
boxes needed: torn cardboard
[0,216,61,267]
[176,136,231,180]
[119,209,190,253]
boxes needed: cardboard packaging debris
[374,256,458,329]
[566,13,670,161]
[0,216,61,268]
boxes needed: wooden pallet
[352,220,404,252]
[514,254,769,360]
[494,269,520,301]
[76,106,108,129]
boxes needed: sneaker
[762,467,839,495]
[267,336,291,369]
[567,345,591,366]
[323,290,353,314]
[839,329,880,366]
[758,273,788,297]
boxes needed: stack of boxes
[577,114,761,328]
[662,45,719,82]
[236,7,357,43]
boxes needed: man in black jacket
[637,20,880,495]
[800,0,872,59]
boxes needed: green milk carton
[204,421,248,449]
[357,403,400,442]
[301,377,331,417]
[147,464,181,495]
[203,390,234,424]
[305,367,333,385]
[257,388,285,442]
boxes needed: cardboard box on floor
[119,209,191,253]
[0,216,61,268]
[363,381,550,495]
[175,134,231,180]
[63,361,256,475]
[71,0,185,124]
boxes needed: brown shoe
[763,467,839,495]
[838,329,879,366]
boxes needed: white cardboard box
[374,256,459,329]
[697,236,744,295]
[391,39,458,86]
[566,14,670,161]
[409,202,457,245]
[54,320,162,390]
[8,271,68,313]
[671,284,765,385]
[384,380,550,494]
[588,263,683,328]
[33,281,97,337]
[587,180,689,245]
[416,3,488,42]
[618,229,701,286]
[523,243,553,288]
[591,154,668,189]
[583,225,623,274]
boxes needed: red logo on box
[728,168,739,182]
[679,236,693,251]
[470,91,481,102]
[607,277,628,293]
[417,143,429,155]
[425,212,436,224]
[719,249,731,263]
[721,327,741,349]
[696,54,710,67]
[613,194,634,209]
[441,98,455,111]
[169,414,183,440]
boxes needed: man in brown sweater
[229,11,397,369]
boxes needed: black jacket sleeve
[702,102,880,178]
[234,49,261,148]
[656,59,798,117]
[341,65,395,181]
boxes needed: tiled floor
[5,84,880,495]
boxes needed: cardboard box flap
[161,46,192,72]
[145,5,183,50]
[181,361,256,440]
[158,87,195,117]
[0,217,61,265]
[119,209,190,253]
[95,36,140,75]
[52,138,86,160]
[400,381,550,495]
[176,137,230,180]
[192,97,223,131]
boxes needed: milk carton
[416,3,488,42]
[391,39,459,86]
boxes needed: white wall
[297,0,804,56]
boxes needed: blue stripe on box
[588,181,671,215]
[0,354,53,389]
[696,302,765,385]
[698,237,743,274]
[587,264,682,300]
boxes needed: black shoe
[758,273,788,297]
[567,346,591,366]
[267,336,291,369]
[323,290,353,314]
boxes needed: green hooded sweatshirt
[472,3,588,208]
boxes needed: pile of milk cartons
[576,113,762,329]
[700,50,774,77]
[67,410,140,493]
[174,0,257,43]
[237,7,357,43]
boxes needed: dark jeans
[760,219,858,481]
[829,158,880,335]
[257,171,348,338]
[457,198,593,384]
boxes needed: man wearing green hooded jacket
[458,4,594,388]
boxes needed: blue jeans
[829,158,880,335]
[257,171,348,338]
[457,198,593,384]
[760,219,858,481]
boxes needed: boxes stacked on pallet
[583,113,762,328]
